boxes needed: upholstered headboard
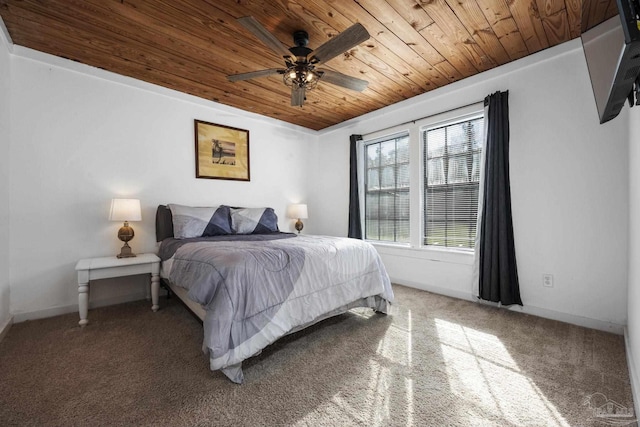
[155,205,174,242]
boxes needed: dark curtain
[478,91,522,305]
[348,134,363,239]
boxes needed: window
[422,116,484,249]
[361,103,484,252]
[364,134,410,243]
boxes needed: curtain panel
[477,91,522,306]
[348,134,363,239]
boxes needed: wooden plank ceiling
[0,0,616,130]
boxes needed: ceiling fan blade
[227,68,284,82]
[237,16,292,59]
[310,23,370,64]
[319,69,369,92]
[291,86,306,107]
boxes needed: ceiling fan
[227,17,371,107]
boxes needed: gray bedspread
[164,234,394,383]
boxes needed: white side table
[75,253,161,326]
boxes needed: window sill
[370,242,475,266]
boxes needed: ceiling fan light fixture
[283,66,321,91]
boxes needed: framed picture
[194,119,250,181]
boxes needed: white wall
[8,48,317,320]
[626,101,640,405]
[313,40,629,332]
[0,22,11,330]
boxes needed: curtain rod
[363,99,484,137]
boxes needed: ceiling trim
[9,41,318,137]
[0,16,13,53]
[317,38,584,137]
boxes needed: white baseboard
[624,327,640,416]
[507,303,624,334]
[12,291,151,323]
[0,315,13,343]
[394,279,476,303]
[394,279,625,335]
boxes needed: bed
[156,204,394,383]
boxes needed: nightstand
[75,253,161,326]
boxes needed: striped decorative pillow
[168,204,232,239]
[231,207,279,234]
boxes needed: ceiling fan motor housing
[289,30,312,60]
[293,30,309,47]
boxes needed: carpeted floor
[0,285,635,427]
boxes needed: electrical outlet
[543,274,554,288]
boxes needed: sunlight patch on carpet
[377,310,412,367]
[292,310,414,427]
[435,318,571,426]
[292,359,396,426]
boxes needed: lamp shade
[109,199,142,222]
[287,204,308,219]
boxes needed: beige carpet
[0,285,635,427]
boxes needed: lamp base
[295,219,304,234]
[117,242,137,258]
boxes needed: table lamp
[287,204,308,234]
[109,198,142,258]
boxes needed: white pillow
[168,204,232,239]
[231,207,279,234]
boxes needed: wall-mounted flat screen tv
[581,0,640,124]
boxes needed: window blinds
[364,134,410,243]
[423,117,484,249]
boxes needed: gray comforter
[163,234,394,383]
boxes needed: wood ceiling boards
[0,0,617,130]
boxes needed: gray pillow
[231,207,279,234]
[168,204,232,239]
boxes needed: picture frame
[194,119,250,181]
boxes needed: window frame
[360,102,484,255]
